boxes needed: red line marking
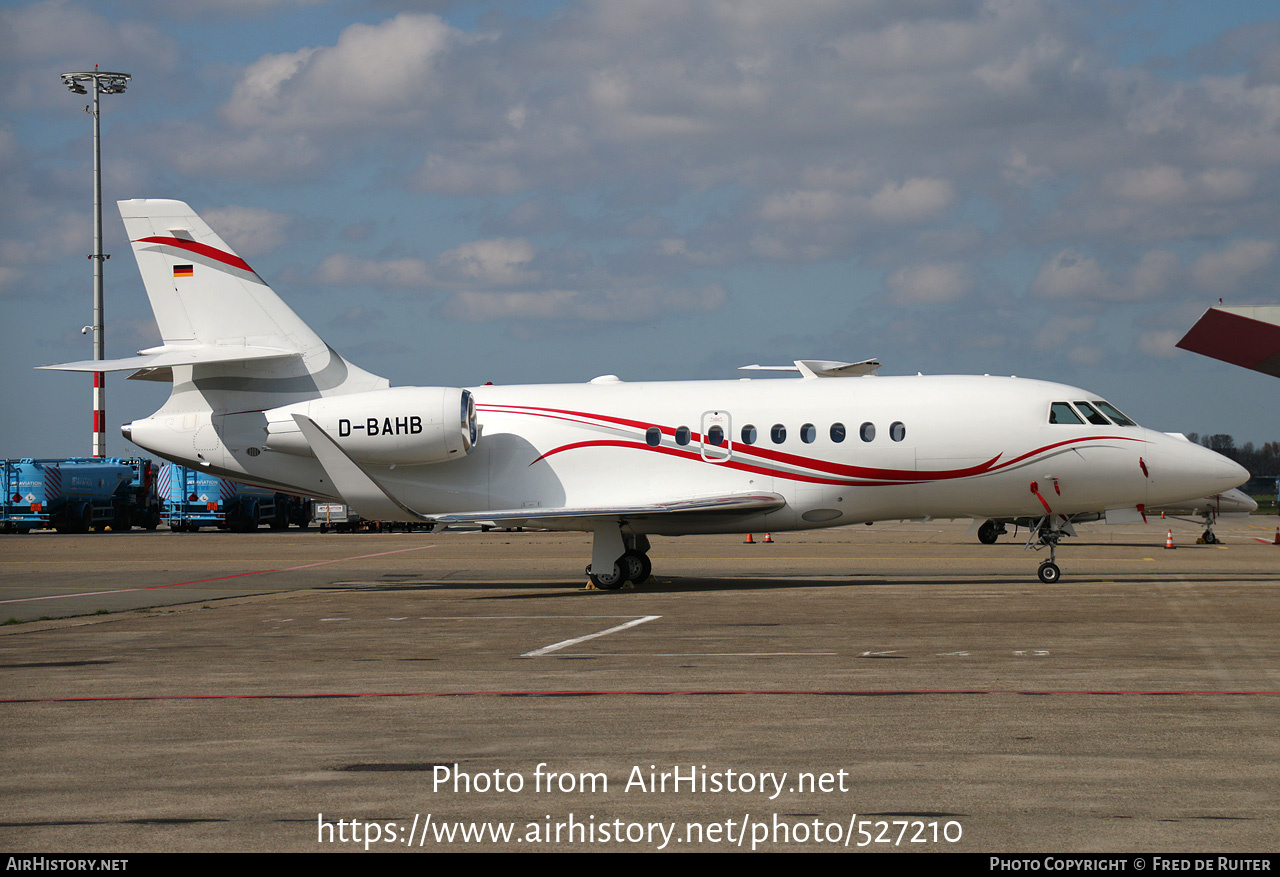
[4,689,1278,704]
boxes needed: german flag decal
[173,264,194,278]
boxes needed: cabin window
[645,427,661,446]
[890,421,906,442]
[1049,402,1084,425]
[800,423,816,443]
[859,422,875,442]
[1073,401,1111,426]
[707,425,725,446]
[830,422,846,443]
[741,424,757,445]
[771,423,787,444]
[675,426,691,446]
[1094,401,1136,426]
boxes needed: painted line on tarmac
[0,544,438,605]
[5,688,1280,704]
[522,615,662,657]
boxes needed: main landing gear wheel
[620,550,652,584]
[978,520,1001,544]
[1037,561,1061,584]
[588,561,627,591]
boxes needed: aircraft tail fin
[119,198,319,352]
[47,199,389,411]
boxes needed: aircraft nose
[1185,438,1249,494]
[1219,455,1250,492]
[1151,433,1250,503]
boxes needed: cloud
[436,238,538,286]
[1129,249,1181,300]
[868,178,956,223]
[1190,239,1277,293]
[331,305,386,329]
[1137,329,1183,359]
[440,283,727,323]
[1032,249,1116,301]
[314,253,433,288]
[0,266,24,298]
[885,262,972,305]
[223,13,458,131]
[0,1,178,110]
[1113,165,1255,206]
[201,206,294,258]
[313,237,540,291]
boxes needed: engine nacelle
[264,386,478,465]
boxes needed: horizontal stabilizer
[739,358,881,378]
[39,345,299,374]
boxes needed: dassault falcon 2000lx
[43,200,1249,586]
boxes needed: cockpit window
[1049,402,1084,425]
[1093,401,1136,426]
[1073,401,1112,426]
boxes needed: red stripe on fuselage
[488,402,1151,487]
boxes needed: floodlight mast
[60,67,130,458]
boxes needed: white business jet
[42,200,1249,586]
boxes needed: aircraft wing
[293,413,784,525]
[427,493,786,527]
[1177,306,1280,378]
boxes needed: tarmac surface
[1,514,1278,853]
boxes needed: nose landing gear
[1026,516,1074,584]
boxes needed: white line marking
[579,652,836,657]
[523,615,662,657]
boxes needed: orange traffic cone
[1272,527,1279,545]
[763,533,774,543]
[744,533,755,544]
[1161,511,1165,519]
[1165,529,1175,549]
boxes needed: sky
[2,0,1279,460]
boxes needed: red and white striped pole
[93,370,106,458]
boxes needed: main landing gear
[977,520,1008,544]
[587,527,652,590]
